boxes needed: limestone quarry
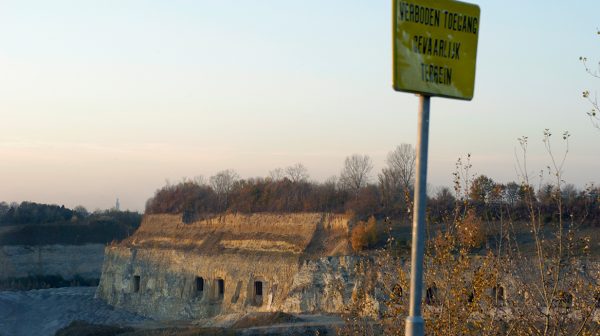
[96,213,384,320]
[0,244,105,282]
[95,212,600,333]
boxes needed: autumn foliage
[350,216,378,252]
[456,209,486,249]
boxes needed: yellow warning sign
[393,0,480,100]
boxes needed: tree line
[0,202,142,245]
[0,201,76,226]
[145,145,600,225]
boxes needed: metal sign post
[405,95,430,336]
[391,1,480,335]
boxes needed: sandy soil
[0,287,147,336]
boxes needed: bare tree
[378,144,416,211]
[268,168,285,181]
[434,186,455,203]
[504,181,520,206]
[210,169,239,209]
[193,175,207,186]
[340,154,373,194]
[378,167,401,211]
[285,163,309,183]
[386,144,416,192]
[324,175,338,189]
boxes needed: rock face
[0,244,105,281]
[96,213,383,319]
[97,213,600,322]
[282,256,385,316]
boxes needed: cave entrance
[196,277,204,295]
[133,275,140,293]
[217,278,225,299]
[254,281,263,306]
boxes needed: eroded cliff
[96,213,382,320]
[0,244,105,281]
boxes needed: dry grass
[119,213,351,258]
[220,239,303,253]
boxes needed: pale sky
[1,1,599,211]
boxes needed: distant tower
[115,198,120,211]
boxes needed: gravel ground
[0,287,148,336]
